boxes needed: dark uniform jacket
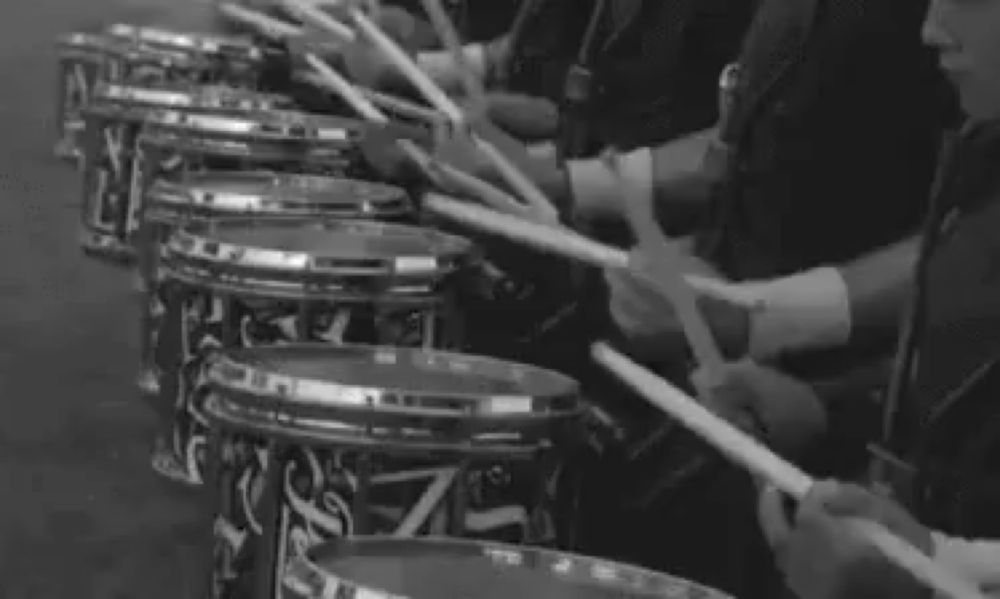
[889,123,1000,537]
[696,0,953,280]
[506,0,756,153]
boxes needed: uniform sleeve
[932,532,1000,593]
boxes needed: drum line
[52,4,984,599]
[283,7,980,599]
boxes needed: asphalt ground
[0,0,222,596]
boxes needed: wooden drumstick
[423,193,751,300]
[303,56,529,216]
[281,0,356,42]
[217,3,304,39]
[419,0,487,107]
[361,88,446,125]
[591,342,988,599]
[608,151,727,376]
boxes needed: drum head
[148,172,411,220]
[204,344,581,453]
[162,218,473,299]
[286,537,731,599]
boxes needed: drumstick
[419,0,487,107]
[361,88,445,125]
[281,0,357,42]
[346,8,559,221]
[217,2,304,39]
[423,193,749,297]
[591,342,988,599]
[303,56,529,216]
[609,151,726,375]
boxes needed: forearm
[561,128,721,222]
[689,236,919,359]
[841,236,918,346]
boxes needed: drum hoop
[203,395,563,455]
[285,537,734,599]
[140,110,357,144]
[144,197,412,222]
[205,344,581,417]
[105,24,262,60]
[91,83,290,112]
[164,221,471,278]
[159,262,446,301]
[148,174,409,217]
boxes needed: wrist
[743,267,852,359]
[416,44,486,88]
[566,147,652,220]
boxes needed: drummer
[340,0,757,157]
[695,0,1000,591]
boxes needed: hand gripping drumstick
[303,55,533,217]
[608,150,726,375]
[591,342,989,599]
[217,2,304,39]
[339,5,558,221]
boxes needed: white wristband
[741,267,852,359]
[416,44,486,88]
[567,147,652,219]
[933,532,1000,591]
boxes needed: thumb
[758,483,794,562]
[813,482,883,519]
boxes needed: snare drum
[203,345,583,599]
[131,110,366,238]
[78,82,294,262]
[152,218,474,485]
[136,172,412,394]
[283,537,730,599]
[106,23,268,89]
[56,32,231,161]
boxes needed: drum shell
[55,34,110,160]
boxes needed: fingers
[758,483,794,561]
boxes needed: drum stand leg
[446,459,470,537]
[253,442,285,599]
[202,426,226,599]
